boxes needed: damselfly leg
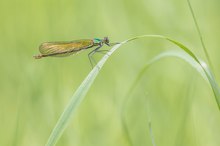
[88,45,102,68]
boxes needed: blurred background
[0,0,220,145]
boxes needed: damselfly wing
[34,39,94,59]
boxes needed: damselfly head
[103,37,110,46]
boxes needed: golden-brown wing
[39,39,94,57]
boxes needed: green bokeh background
[0,0,220,146]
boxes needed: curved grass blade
[123,35,220,110]
[146,50,207,81]
[125,50,210,95]
[120,50,218,146]
[45,35,220,146]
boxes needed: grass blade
[187,0,213,69]
[45,43,122,146]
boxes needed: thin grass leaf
[148,121,157,146]
[145,93,157,146]
[187,0,213,69]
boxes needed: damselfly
[34,37,117,67]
